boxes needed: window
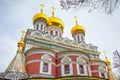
[77,36,80,41]
[41,25,43,31]
[101,73,105,78]
[60,33,61,37]
[56,31,58,36]
[79,65,84,74]
[50,31,53,35]
[81,36,83,42]
[64,65,70,74]
[43,63,48,72]
[36,24,39,30]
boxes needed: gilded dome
[33,13,49,23]
[48,17,64,30]
[71,24,85,36]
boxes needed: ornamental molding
[26,30,99,53]
[25,48,56,58]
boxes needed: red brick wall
[91,65,98,70]
[92,72,99,77]
[56,66,61,77]
[72,63,77,75]
[52,64,56,77]
[26,53,43,62]
[26,62,40,74]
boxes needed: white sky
[0,0,120,72]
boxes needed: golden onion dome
[33,13,49,23]
[33,4,49,23]
[71,16,85,36]
[48,6,64,30]
[48,17,64,30]
[71,25,85,35]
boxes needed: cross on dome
[51,6,55,17]
[74,16,78,25]
[21,30,25,40]
[40,4,44,13]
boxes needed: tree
[59,0,119,14]
[113,50,120,78]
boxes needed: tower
[45,6,64,37]
[33,4,48,33]
[71,16,85,43]
[103,51,117,80]
[4,31,27,79]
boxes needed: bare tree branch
[59,0,120,14]
[113,50,120,77]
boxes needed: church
[1,4,117,80]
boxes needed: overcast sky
[0,0,120,72]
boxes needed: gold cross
[40,4,44,13]
[74,16,78,25]
[21,30,25,40]
[51,6,55,17]
[103,51,107,59]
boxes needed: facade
[24,5,108,80]
[1,4,117,80]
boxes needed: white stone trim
[25,50,55,58]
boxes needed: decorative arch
[71,41,78,47]
[76,56,87,75]
[40,54,52,75]
[41,54,52,61]
[54,36,62,42]
[32,31,43,38]
[79,43,87,48]
[63,38,70,44]
[77,56,86,63]
[61,56,73,76]
[44,34,53,40]
[62,56,71,63]
[98,66,107,78]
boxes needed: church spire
[103,51,117,80]
[4,30,27,79]
[17,30,25,54]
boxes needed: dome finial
[74,16,78,25]
[17,30,25,54]
[21,30,25,41]
[51,6,55,17]
[40,4,44,13]
[103,51,110,64]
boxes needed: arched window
[77,36,80,42]
[81,36,84,42]
[62,56,72,75]
[50,31,53,35]
[40,54,52,74]
[76,56,87,75]
[56,31,58,36]
[41,24,43,31]
[60,33,61,37]
[36,24,39,30]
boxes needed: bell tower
[33,4,48,33]
[71,16,85,43]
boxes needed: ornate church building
[1,4,117,80]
